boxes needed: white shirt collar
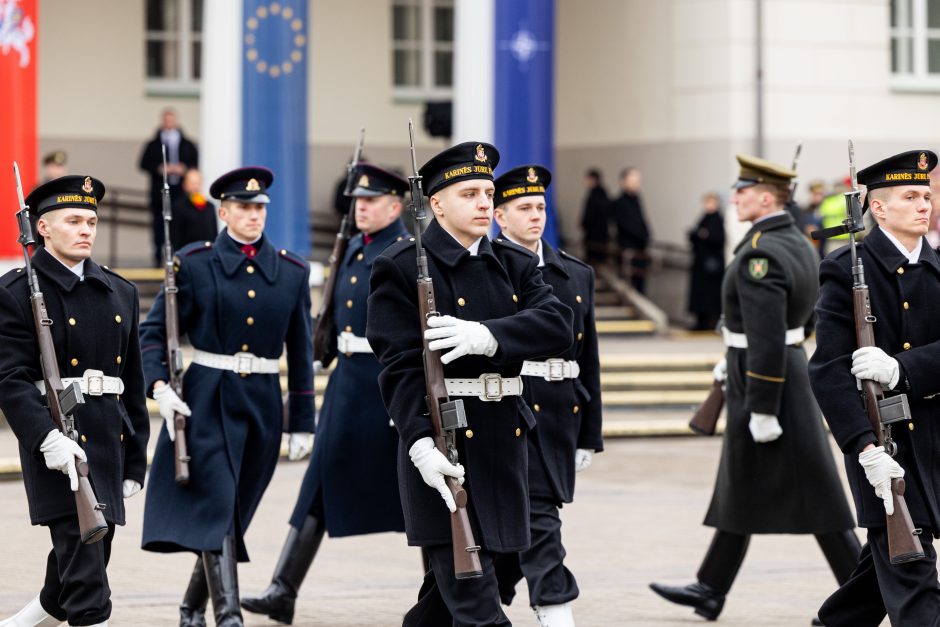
[440,225,483,256]
[227,232,262,246]
[50,254,85,280]
[881,227,923,265]
[753,210,787,226]
[500,233,544,267]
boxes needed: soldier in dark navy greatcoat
[139,167,314,627]
[241,164,409,624]
[366,142,574,626]
[0,176,150,627]
[810,150,940,626]
[489,164,602,627]
[650,154,860,624]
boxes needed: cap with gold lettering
[346,163,408,198]
[494,164,551,206]
[732,154,796,190]
[25,175,105,217]
[857,150,937,192]
[209,166,274,204]
[419,141,500,197]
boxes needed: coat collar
[345,220,410,266]
[215,229,279,282]
[863,225,940,277]
[540,239,570,278]
[31,247,112,293]
[423,219,499,268]
[734,211,793,253]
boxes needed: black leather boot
[180,557,208,627]
[204,536,243,627]
[240,516,325,624]
[648,581,726,621]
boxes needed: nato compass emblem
[498,24,550,71]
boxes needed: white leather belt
[444,374,524,402]
[35,369,124,397]
[520,358,580,381]
[191,349,281,374]
[337,332,373,354]
[722,327,805,349]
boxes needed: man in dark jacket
[688,192,725,330]
[491,165,603,627]
[650,154,860,623]
[0,176,150,627]
[366,142,573,626]
[241,164,409,624]
[809,149,940,626]
[139,108,199,266]
[579,169,609,265]
[610,167,651,293]
[139,167,314,627]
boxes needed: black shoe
[204,537,244,627]
[649,581,725,621]
[812,617,824,626]
[241,515,325,625]
[180,556,208,627]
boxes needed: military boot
[648,581,725,621]
[204,537,243,627]
[180,557,208,627]
[241,515,325,624]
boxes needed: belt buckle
[84,369,104,396]
[480,373,503,401]
[234,352,254,375]
[546,358,565,381]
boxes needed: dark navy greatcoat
[140,229,314,561]
[366,219,573,553]
[289,222,408,536]
[704,212,855,534]
[501,238,603,504]
[0,248,150,526]
[810,226,940,534]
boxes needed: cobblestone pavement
[0,433,883,626]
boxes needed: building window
[392,0,454,99]
[146,0,203,95]
[890,0,940,89]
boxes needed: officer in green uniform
[650,155,860,623]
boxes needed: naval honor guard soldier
[241,164,409,624]
[490,165,603,627]
[649,155,860,622]
[0,176,150,627]
[139,167,315,627]
[810,150,940,626]
[366,142,574,626]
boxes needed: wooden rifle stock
[689,379,724,436]
[160,145,190,485]
[854,286,924,564]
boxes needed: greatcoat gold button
[247,265,255,274]
[465,429,474,439]
[114,315,122,323]
[248,290,256,298]
[68,318,76,326]
[70,358,78,367]
[247,317,255,325]
[457,298,466,307]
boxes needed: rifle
[13,163,108,544]
[160,145,191,486]
[688,380,724,436]
[407,119,482,579]
[312,128,365,368]
[812,141,924,564]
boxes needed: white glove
[851,346,900,390]
[748,413,783,443]
[39,429,86,492]
[313,360,323,375]
[575,449,593,472]
[122,479,142,498]
[424,315,498,365]
[859,445,905,515]
[712,357,727,383]
[288,432,313,461]
[409,436,465,513]
[153,384,192,443]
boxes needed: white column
[453,0,494,143]
[199,0,243,192]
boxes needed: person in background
[41,151,68,183]
[580,168,610,266]
[169,168,218,253]
[611,167,651,293]
[687,191,725,331]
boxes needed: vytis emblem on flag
[0,0,34,68]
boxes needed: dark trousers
[698,529,860,594]
[494,497,579,607]
[39,517,115,626]
[403,544,510,627]
[819,528,940,627]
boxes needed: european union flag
[242,0,309,256]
